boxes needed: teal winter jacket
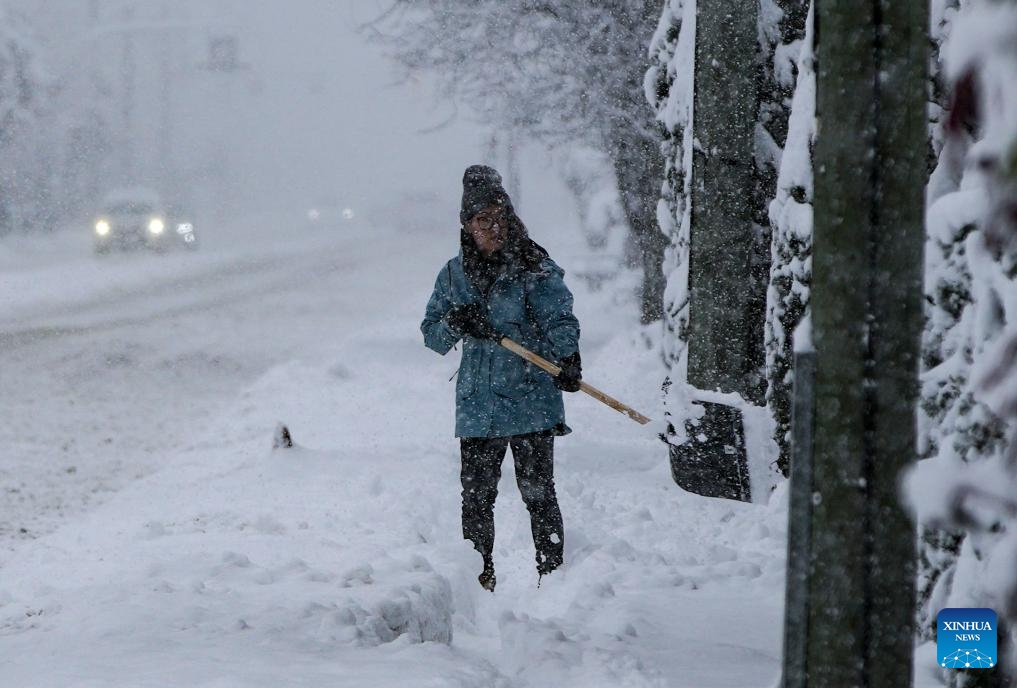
[421,252,580,438]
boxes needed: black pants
[460,429,564,575]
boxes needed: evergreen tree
[762,0,813,477]
[0,1,115,234]
[908,2,1017,683]
[0,3,45,234]
[646,0,694,384]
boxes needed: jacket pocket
[491,321,536,399]
[456,340,481,399]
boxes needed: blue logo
[937,608,998,669]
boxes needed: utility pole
[90,0,194,191]
[786,2,927,686]
[120,4,137,182]
[669,0,759,502]
[157,0,175,199]
[197,16,250,219]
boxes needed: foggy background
[1,0,531,236]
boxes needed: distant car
[93,188,198,254]
[303,197,358,228]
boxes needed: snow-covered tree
[646,0,694,386]
[907,2,1017,684]
[555,147,634,291]
[0,3,48,234]
[0,2,119,234]
[914,0,979,645]
[762,3,814,478]
[373,1,667,323]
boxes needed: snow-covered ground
[1,179,788,686]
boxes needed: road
[0,217,448,560]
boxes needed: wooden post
[782,347,816,688]
[803,1,927,685]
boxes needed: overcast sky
[6,0,565,235]
[215,1,491,216]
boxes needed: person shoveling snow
[421,165,583,592]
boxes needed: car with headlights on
[303,196,359,229]
[93,188,197,254]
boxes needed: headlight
[95,220,111,236]
[148,218,165,234]
[307,208,321,221]
[176,222,193,234]
[342,208,355,220]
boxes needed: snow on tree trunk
[685,0,759,403]
[763,1,814,478]
[647,0,695,413]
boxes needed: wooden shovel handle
[497,337,652,425]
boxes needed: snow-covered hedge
[906,2,1017,682]
[763,2,815,477]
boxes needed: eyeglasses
[473,212,508,231]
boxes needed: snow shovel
[497,337,652,425]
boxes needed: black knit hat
[460,165,510,224]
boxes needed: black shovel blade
[667,401,751,502]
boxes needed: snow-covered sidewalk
[2,203,787,686]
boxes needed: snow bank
[1,326,787,686]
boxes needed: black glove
[445,303,498,340]
[554,351,582,393]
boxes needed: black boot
[536,557,561,588]
[478,556,496,592]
